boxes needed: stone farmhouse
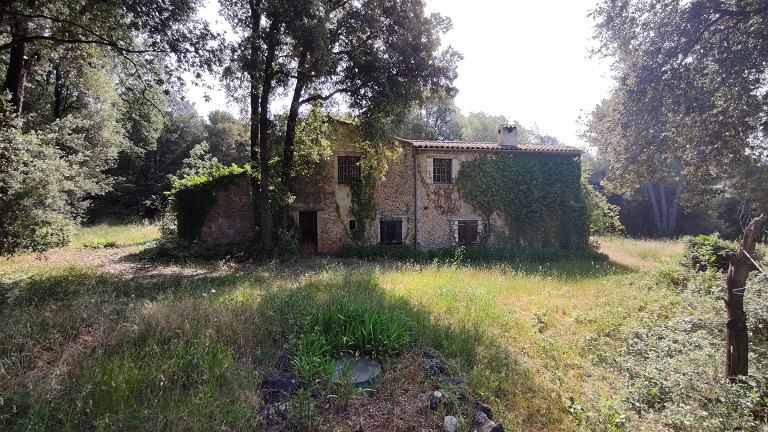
[291,122,582,253]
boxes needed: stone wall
[199,176,255,244]
[291,123,543,252]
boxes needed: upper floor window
[338,156,361,183]
[433,158,453,184]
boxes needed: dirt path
[0,245,228,278]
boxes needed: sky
[188,0,615,147]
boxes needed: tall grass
[1,234,764,430]
[71,222,160,248]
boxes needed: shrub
[335,244,610,265]
[681,233,736,273]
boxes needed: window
[433,158,453,183]
[456,220,479,247]
[338,156,361,183]
[380,220,403,245]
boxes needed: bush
[681,233,736,273]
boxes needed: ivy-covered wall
[455,154,589,250]
[171,167,254,243]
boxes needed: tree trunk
[667,180,683,236]
[277,47,308,233]
[3,15,31,114]
[646,181,664,236]
[247,0,263,247]
[724,213,767,377]
[53,64,64,119]
[258,20,280,251]
[646,180,682,237]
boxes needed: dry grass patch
[597,235,682,270]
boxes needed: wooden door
[299,211,318,254]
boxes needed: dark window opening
[457,220,479,247]
[433,158,453,183]
[338,156,361,183]
[349,220,356,231]
[380,219,403,245]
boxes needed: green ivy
[346,138,398,244]
[168,165,250,242]
[455,155,590,250]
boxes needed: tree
[1,0,219,114]
[220,0,460,249]
[397,89,463,140]
[588,0,768,376]
[205,110,249,166]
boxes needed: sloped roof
[397,139,581,155]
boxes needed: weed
[533,310,549,333]
[285,389,320,431]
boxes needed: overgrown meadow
[1,226,767,431]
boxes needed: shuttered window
[456,220,479,246]
[338,156,361,183]
[380,220,403,245]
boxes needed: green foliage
[169,163,250,242]
[289,301,411,382]
[587,0,768,212]
[294,104,333,177]
[0,91,126,255]
[455,155,590,250]
[205,110,250,166]
[582,167,623,236]
[302,303,410,360]
[346,133,399,244]
[681,233,737,273]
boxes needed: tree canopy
[587,0,768,376]
[585,0,768,209]
[219,0,461,248]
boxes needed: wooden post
[724,214,766,377]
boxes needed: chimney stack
[497,123,518,147]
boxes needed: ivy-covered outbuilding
[291,123,588,252]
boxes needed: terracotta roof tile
[397,139,581,155]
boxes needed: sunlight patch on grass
[597,236,682,270]
[70,222,160,248]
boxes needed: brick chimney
[497,123,518,147]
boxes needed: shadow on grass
[124,236,635,280]
[0,257,568,430]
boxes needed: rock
[257,404,287,421]
[444,415,458,432]
[351,425,363,432]
[425,359,448,376]
[427,390,443,410]
[474,400,493,420]
[457,392,472,406]
[272,350,291,371]
[261,371,299,403]
[474,410,504,432]
[422,347,438,359]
